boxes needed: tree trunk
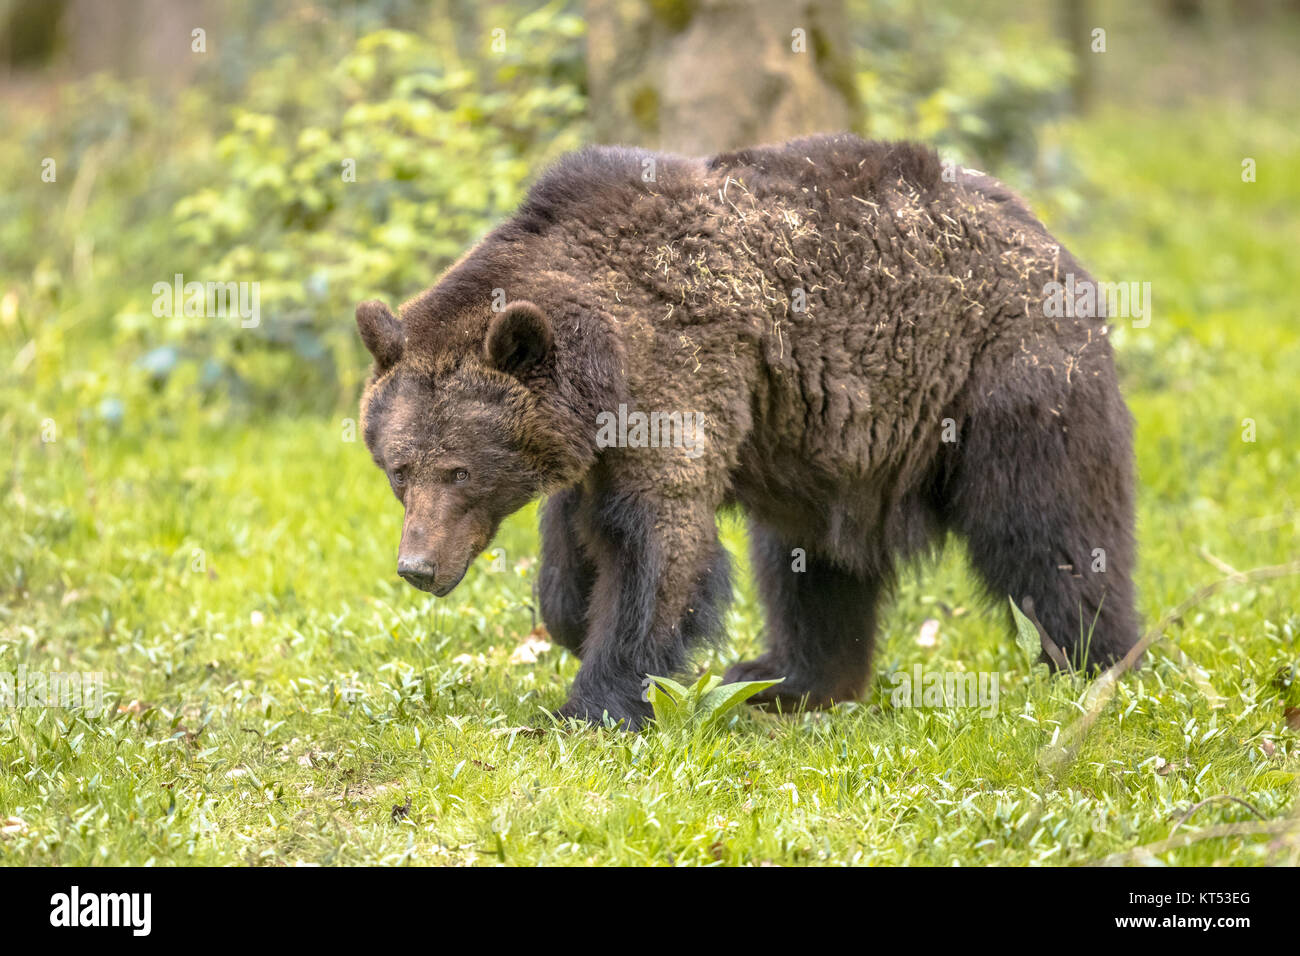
[1059,0,1095,113]
[586,0,860,156]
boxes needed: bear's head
[356,297,563,596]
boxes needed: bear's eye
[391,466,409,487]
[453,468,470,484]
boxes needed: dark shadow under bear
[357,133,1139,729]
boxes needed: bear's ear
[485,300,553,376]
[356,300,403,371]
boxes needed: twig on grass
[1169,794,1266,836]
[1197,546,1239,576]
[1040,559,1300,772]
[1096,818,1300,866]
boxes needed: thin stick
[1096,819,1300,866]
[1169,794,1266,836]
[1122,560,1300,672]
[1041,560,1300,770]
[1197,547,1239,576]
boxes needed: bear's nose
[397,556,437,592]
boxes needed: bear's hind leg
[941,379,1139,670]
[725,522,884,709]
[537,488,597,657]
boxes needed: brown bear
[357,133,1138,729]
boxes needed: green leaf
[1009,596,1040,661]
[644,675,688,724]
[645,675,690,701]
[698,678,784,727]
[646,672,782,729]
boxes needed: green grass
[2,101,1298,866]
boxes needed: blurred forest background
[2,0,1295,422]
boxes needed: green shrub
[0,0,587,420]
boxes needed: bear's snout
[396,497,480,597]
[396,555,467,596]
[397,555,439,593]
[396,541,471,596]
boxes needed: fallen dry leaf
[916,618,940,647]
[510,631,552,664]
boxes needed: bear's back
[706,133,943,204]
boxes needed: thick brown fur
[357,133,1139,728]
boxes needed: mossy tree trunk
[2,0,214,79]
[1059,0,1095,114]
[585,0,860,155]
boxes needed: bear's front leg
[556,488,731,730]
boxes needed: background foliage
[1,0,1082,422]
